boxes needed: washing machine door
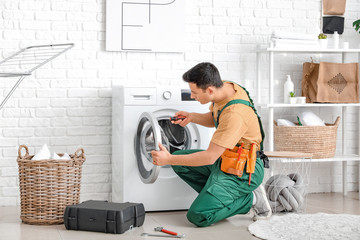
[135,112,168,184]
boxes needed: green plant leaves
[353,19,360,33]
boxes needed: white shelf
[269,154,360,163]
[257,103,360,108]
[311,154,360,163]
[256,48,360,197]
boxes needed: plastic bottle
[283,75,294,103]
[333,31,339,49]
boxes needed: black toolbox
[64,200,145,234]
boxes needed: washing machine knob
[163,91,172,100]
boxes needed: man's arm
[152,141,226,166]
[189,112,215,128]
[173,111,215,128]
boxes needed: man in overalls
[151,62,271,227]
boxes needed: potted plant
[318,33,328,49]
[353,19,360,34]
[289,91,297,104]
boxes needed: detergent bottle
[283,75,294,103]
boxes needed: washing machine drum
[158,120,187,147]
[135,112,190,184]
[142,120,187,160]
[142,126,170,159]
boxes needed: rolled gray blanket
[265,173,306,212]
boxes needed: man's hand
[151,143,171,166]
[171,111,191,127]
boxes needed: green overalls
[171,84,265,227]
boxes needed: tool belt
[220,143,257,178]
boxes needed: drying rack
[0,43,74,110]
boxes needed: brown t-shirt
[210,82,262,150]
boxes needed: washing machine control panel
[122,86,202,106]
[157,88,201,106]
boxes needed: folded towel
[272,43,320,50]
[272,38,319,45]
[272,30,318,41]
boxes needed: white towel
[298,111,325,126]
[32,144,51,160]
[52,152,71,160]
[272,43,320,50]
[272,30,318,41]
[32,144,71,160]
[272,38,319,45]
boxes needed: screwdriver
[169,116,186,121]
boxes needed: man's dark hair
[182,62,223,90]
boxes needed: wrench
[141,233,185,238]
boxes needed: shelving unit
[256,47,360,197]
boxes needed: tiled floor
[0,192,359,240]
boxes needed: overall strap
[213,99,251,128]
[212,83,265,150]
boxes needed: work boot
[252,185,272,221]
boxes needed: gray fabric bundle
[265,173,306,212]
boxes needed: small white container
[296,96,306,104]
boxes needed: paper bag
[302,61,359,103]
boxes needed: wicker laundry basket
[17,145,86,225]
[274,117,340,159]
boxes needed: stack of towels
[271,30,320,49]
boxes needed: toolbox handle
[133,205,138,227]
[18,145,30,159]
[65,207,79,230]
[106,210,117,234]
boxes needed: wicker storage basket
[274,116,340,159]
[17,145,86,225]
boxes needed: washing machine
[112,86,213,211]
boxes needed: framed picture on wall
[106,0,185,53]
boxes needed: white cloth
[272,43,320,50]
[272,38,319,45]
[271,38,320,50]
[272,30,318,41]
[277,119,296,126]
[32,144,51,160]
[52,152,71,160]
[32,144,71,160]
[298,111,325,126]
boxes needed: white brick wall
[0,0,359,206]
